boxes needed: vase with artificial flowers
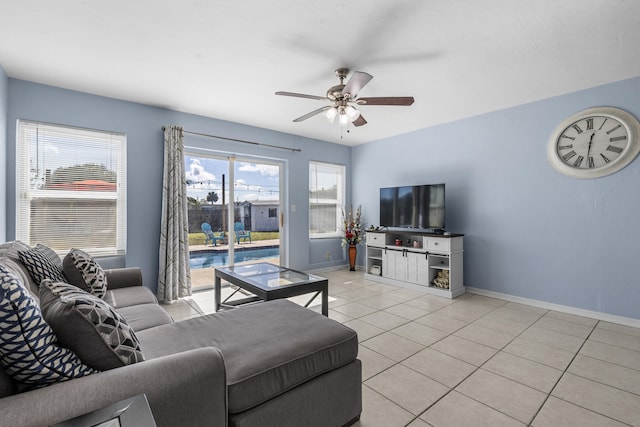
[342,205,362,271]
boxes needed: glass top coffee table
[214,263,329,316]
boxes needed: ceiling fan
[275,68,414,127]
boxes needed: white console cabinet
[365,231,464,298]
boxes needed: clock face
[548,107,640,178]
[556,115,628,169]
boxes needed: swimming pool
[189,246,280,269]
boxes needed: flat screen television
[380,183,445,230]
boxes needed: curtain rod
[161,127,301,153]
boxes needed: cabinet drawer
[367,232,386,246]
[424,237,450,252]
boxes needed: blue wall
[0,66,6,243]
[5,79,351,292]
[5,74,640,320]
[352,76,640,320]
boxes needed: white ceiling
[2,0,640,146]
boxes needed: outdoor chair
[201,222,225,246]
[234,221,252,244]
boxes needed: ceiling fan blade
[341,71,373,98]
[356,97,415,106]
[293,106,333,122]
[275,91,327,101]
[352,114,368,127]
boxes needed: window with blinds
[16,120,127,256]
[309,161,345,238]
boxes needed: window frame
[15,120,127,256]
[309,160,345,239]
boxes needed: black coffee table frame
[214,263,329,316]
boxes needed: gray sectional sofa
[0,241,362,427]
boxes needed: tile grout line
[410,301,551,426]
[525,319,601,426]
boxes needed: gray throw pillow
[62,248,107,298]
[39,280,144,371]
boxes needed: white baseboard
[466,286,640,329]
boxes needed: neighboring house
[250,200,279,232]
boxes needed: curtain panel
[157,125,191,302]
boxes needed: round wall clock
[547,107,640,178]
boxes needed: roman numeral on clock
[558,144,573,150]
[607,124,622,134]
[606,145,624,154]
[562,150,577,161]
[610,136,627,142]
[573,155,584,167]
[572,124,583,134]
[588,157,595,168]
[600,153,611,164]
[598,118,608,130]
[586,118,594,130]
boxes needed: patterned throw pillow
[34,244,63,270]
[0,266,95,390]
[62,248,107,298]
[40,280,144,371]
[18,248,66,285]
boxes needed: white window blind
[16,120,127,256]
[309,161,345,238]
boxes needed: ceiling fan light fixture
[338,107,349,125]
[325,106,338,123]
[345,105,360,120]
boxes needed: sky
[184,155,280,203]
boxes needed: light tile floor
[162,269,640,426]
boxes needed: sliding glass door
[184,151,283,290]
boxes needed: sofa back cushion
[0,266,95,390]
[63,248,108,298]
[0,241,39,296]
[40,280,145,371]
[0,257,39,303]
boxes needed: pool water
[190,246,280,269]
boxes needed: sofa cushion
[115,303,174,332]
[137,299,359,414]
[0,242,39,296]
[0,266,95,390]
[39,281,145,371]
[0,257,39,303]
[18,248,66,285]
[62,248,107,298]
[104,286,159,309]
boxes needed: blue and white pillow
[0,266,95,390]
[18,248,66,285]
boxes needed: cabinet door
[382,249,404,281]
[406,251,428,285]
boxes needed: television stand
[364,230,464,299]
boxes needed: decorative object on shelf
[342,205,362,271]
[547,107,640,178]
[432,270,450,289]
